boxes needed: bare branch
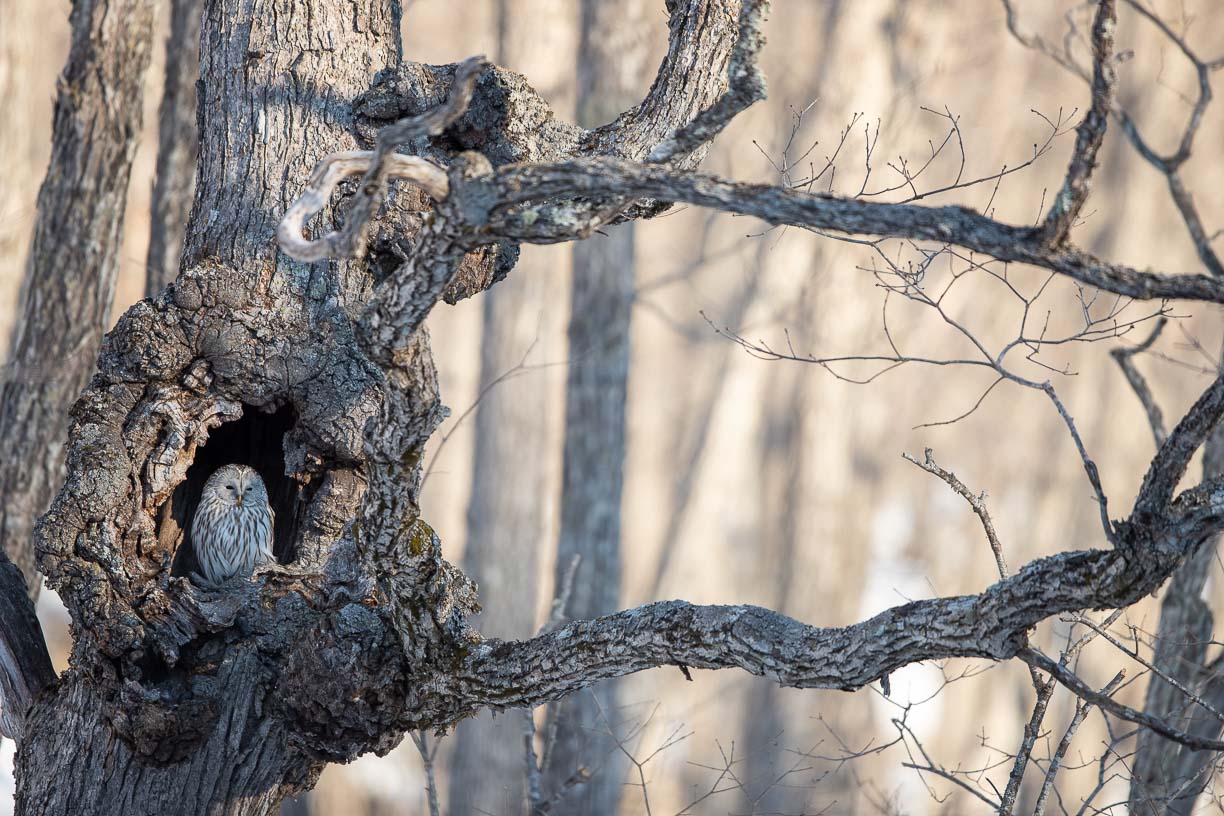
[903,448,1008,579]
[277,152,449,262]
[1020,647,1224,752]
[1041,0,1116,245]
[1001,608,1121,814]
[481,158,1224,303]
[1111,317,1169,447]
[276,55,485,262]
[411,731,442,816]
[999,676,1052,813]
[1002,0,1224,277]
[1032,671,1126,816]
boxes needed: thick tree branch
[476,159,1224,303]
[450,383,1224,728]
[453,537,1193,720]
[1135,372,1224,518]
[643,0,768,163]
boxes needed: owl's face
[202,465,269,509]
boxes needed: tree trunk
[0,0,42,361]
[8,1,761,811]
[444,3,574,813]
[15,1,403,812]
[1128,351,1224,814]
[539,3,650,811]
[145,0,203,297]
[0,0,156,600]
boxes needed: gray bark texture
[0,0,157,601]
[539,2,650,811]
[7,0,1224,813]
[145,0,203,297]
[6,1,766,813]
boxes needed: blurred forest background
[2,0,1223,813]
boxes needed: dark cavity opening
[164,403,306,577]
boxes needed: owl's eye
[225,485,234,491]
[244,486,252,492]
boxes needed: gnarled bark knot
[277,152,450,262]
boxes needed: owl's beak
[235,495,244,507]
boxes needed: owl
[191,464,275,585]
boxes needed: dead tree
[3,0,1224,813]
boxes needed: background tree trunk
[0,0,41,359]
[738,247,810,813]
[1128,355,1224,814]
[0,0,157,600]
[444,3,574,814]
[145,0,203,297]
[540,4,651,811]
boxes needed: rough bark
[0,0,157,601]
[12,2,764,814]
[539,2,650,811]
[17,0,406,812]
[476,157,1224,303]
[444,5,570,813]
[145,0,203,297]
